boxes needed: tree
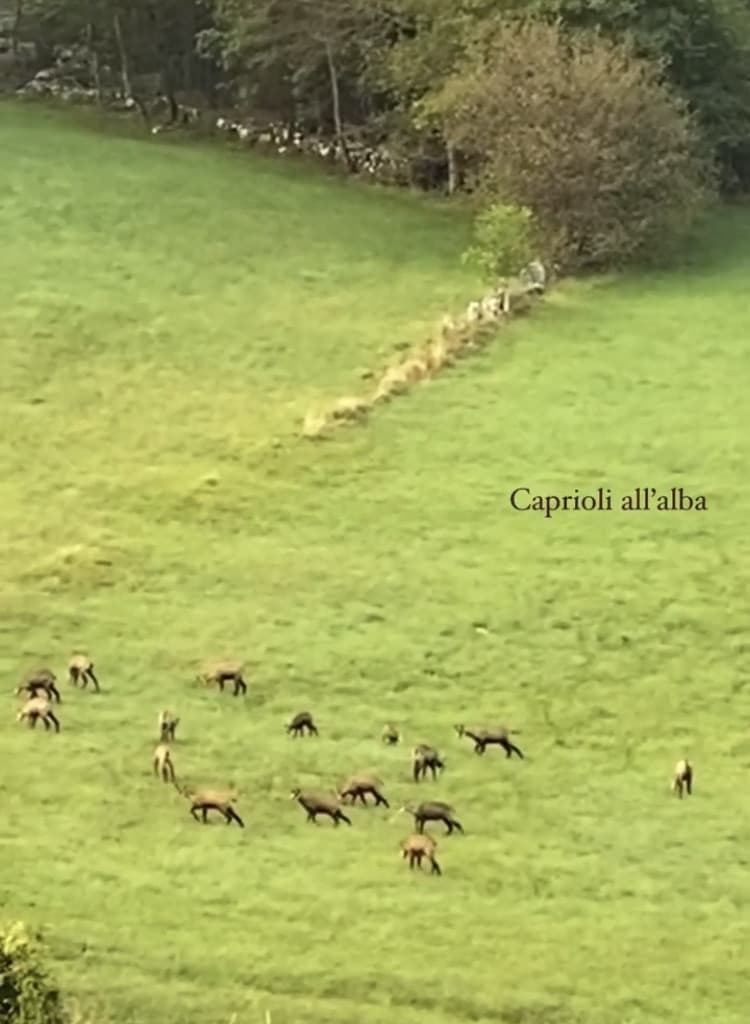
[202,0,386,147]
[462,203,539,282]
[361,0,507,189]
[0,922,67,1024]
[13,0,214,100]
[426,18,716,270]
[520,0,750,191]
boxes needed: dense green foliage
[3,105,750,1024]
[6,0,750,194]
[461,202,538,281]
[0,924,67,1024]
[431,19,715,270]
[527,0,750,192]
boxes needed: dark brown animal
[412,744,444,782]
[337,773,389,807]
[17,668,61,704]
[158,709,179,742]
[290,788,351,826]
[400,801,463,835]
[454,723,523,758]
[287,711,318,737]
[199,660,247,697]
[68,654,100,692]
[175,781,244,826]
[671,758,693,798]
[153,743,175,783]
[400,832,441,875]
[381,723,400,745]
[16,696,61,733]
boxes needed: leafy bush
[424,18,717,271]
[0,922,67,1024]
[526,0,750,194]
[462,202,539,283]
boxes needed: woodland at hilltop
[5,0,750,194]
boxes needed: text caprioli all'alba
[509,486,707,519]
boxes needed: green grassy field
[2,102,750,1024]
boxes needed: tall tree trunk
[112,11,132,97]
[324,37,351,170]
[159,68,179,126]
[11,0,23,55]
[447,143,458,195]
[86,20,102,104]
[181,0,196,92]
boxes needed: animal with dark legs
[16,696,61,733]
[287,711,318,737]
[198,660,247,696]
[412,744,444,782]
[337,773,389,807]
[454,724,523,758]
[17,668,61,704]
[290,788,351,826]
[157,710,179,742]
[671,758,693,798]
[174,780,244,826]
[381,723,400,745]
[153,743,175,782]
[399,801,463,835]
[68,654,100,692]
[400,833,441,875]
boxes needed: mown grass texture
[1,102,750,1024]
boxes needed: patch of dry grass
[303,282,543,437]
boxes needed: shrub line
[301,264,548,440]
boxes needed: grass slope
[1,103,750,1024]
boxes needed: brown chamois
[412,744,445,782]
[399,801,463,835]
[68,654,100,692]
[671,758,693,799]
[153,743,175,783]
[287,711,318,737]
[290,788,351,826]
[381,723,400,745]
[158,709,179,742]
[17,668,61,704]
[198,659,247,696]
[174,780,244,826]
[16,696,61,733]
[400,833,441,875]
[337,773,389,808]
[454,723,524,759]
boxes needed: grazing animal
[671,758,693,798]
[68,654,100,692]
[290,788,351,826]
[337,773,389,807]
[17,668,61,704]
[400,801,463,835]
[454,723,524,759]
[16,696,61,733]
[381,723,400,745]
[175,781,244,826]
[153,743,175,782]
[412,743,444,782]
[400,832,441,875]
[198,660,247,696]
[158,709,179,742]
[287,711,318,737]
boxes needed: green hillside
[2,103,750,1024]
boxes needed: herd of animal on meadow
[13,655,694,876]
